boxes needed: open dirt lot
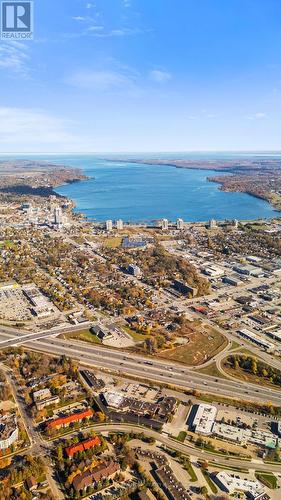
[158,326,227,366]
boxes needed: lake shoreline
[55,157,278,223]
[105,158,281,213]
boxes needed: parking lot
[0,286,33,321]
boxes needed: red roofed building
[65,436,102,458]
[47,409,93,430]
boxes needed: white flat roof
[238,328,275,349]
[216,471,263,495]
[192,403,217,434]
[103,391,124,408]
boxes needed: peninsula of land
[0,160,87,205]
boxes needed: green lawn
[103,237,122,248]
[230,341,242,350]
[196,362,226,379]
[182,460,197,482]
[176,431,187,442]
[255,472,277,489]
[201,470,218,494]
[62,329,102,344]
[123,326,149,342]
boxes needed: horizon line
[1,150,281,155]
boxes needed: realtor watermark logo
[1,1,33,39]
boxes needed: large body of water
[1,153,280,222]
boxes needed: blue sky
[1,0,281,152]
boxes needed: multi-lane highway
[0,327,280,405]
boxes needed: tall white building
[209,219,217,229]
[116,219,124,231]
[54,207,63,227]
[161,218,169,230]
[176,218,184,230]
[105,220,113,232]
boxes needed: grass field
[255,472,277,489]
[230,341,242,350]
[103,237,122,248]
[231,347,257,356]
[196,362,227,379]
[122,325,150,342]
[182,460,197,482]
[159,327,227,366]
[201,470,218,494]
[176,431,187,442]
[61,329,102,344]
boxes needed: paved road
[0,328,279,405]
[88,423,281,473]
[0,322,92,348]
[1,364,64,500]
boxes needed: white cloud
[88,27,143,37]
[150,69,171,83]
[186,110,219,120]
[72,16,88,21]
[246,112,267,120]
[0,107,89,152]
[66,69,136,91]
[71,14,143,38]
[0,42,29,75]
[87,25,104,32]
[86,2,94,8]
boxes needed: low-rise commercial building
[213,422,278,448]
[90,324,113,341]
[174,280,197,297]
[122,236,149,248]
[190,404,217,435]
[204,265,225,277]
[214,471,264,497]
[102,391,176,423]
[127,264,142,277]
[223,275,241,286]
[237,328,275,351]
